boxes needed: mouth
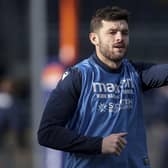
[113,43,125,49]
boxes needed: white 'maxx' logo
[92,79,133,93]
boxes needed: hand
[102,132,127,156]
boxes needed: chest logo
[98,103,108,113]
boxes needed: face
[90,20,129,63]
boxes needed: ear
[89,32,99,46]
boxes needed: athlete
[38,6,168,168]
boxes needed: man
[38,6,168,168]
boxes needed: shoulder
[75,57,94,69]
[58,66,82,92]
[61,66,81,81]
[128,60,155,74]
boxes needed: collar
[91,52,123,73]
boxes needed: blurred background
[0,0,168,168]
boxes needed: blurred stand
[0,77,31,168]
[143,86,168,168]
[0,0,168,168]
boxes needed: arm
[37,67,102,155]
[38,67,128,156]
[132,62,168,91]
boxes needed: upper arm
[132,62,168,91]
[39,67,82,128]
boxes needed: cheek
[125,37,129,45]
[105,39,114,47]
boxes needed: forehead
[101,20,128,31]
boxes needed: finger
[118,132,128,137]
[118,137,127,150]
[117,140,125,150]
[116,137,127,153]
[117,143,123,153]
[114,145,122,156]
[119,137,127,145]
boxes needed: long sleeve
[132,62,168,91]
[37,67,102,154]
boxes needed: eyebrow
[107,28,129,31]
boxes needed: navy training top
[38,53,168,167]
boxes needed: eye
[122,30,129,35]
[109,31,117,35]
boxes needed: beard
[98,40,128,63]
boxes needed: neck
[96,51,122,70]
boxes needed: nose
[116,31,123,42]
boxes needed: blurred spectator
[0,78,29,147]
[0,78,13,147]
[0,77,31,168]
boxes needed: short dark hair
[90,6,130,32]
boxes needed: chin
[114,52,125,58]
[114,57,124,63]
[117,52,126,58]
